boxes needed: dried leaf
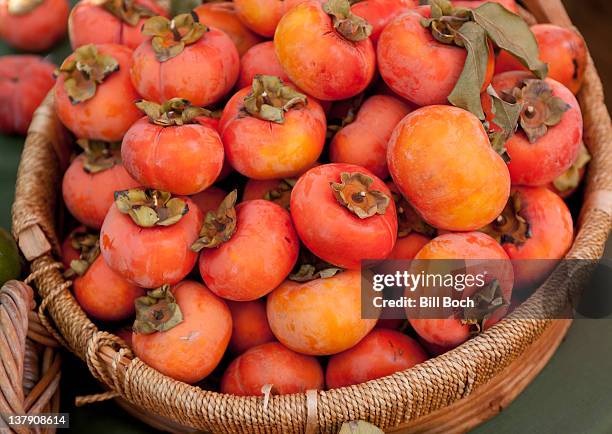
[243,75,307,123]
[136,98,212,126]
[77,139,122,173]
[462,279,508,335]
[191,190,238,251]
[7,0,43,15]
[134,285,183,334]
[289,248,343,282]
[478,192,531,245]
[552,142,590,193]
[323,0,372,42]
[486,85,521,162]
[101,0,156,26]
[330,172,390,219]
[143,13,207,62]
[115,189,188,228]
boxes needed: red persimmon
[237,41,290,89]
[0,55,55,135]
[351,0,416,45]
[233,0,308,37]
[242,178,296,210]
[190,186,227,215]
[291,163,397,269]
[227,299,276,354]
[221,342,324,395]
[547,143,590,199]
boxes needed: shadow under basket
[10,0,612,432]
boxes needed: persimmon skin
[69,0,168,50]
[132,280,232,384]
[487,72,583,186]
[388,233,431,260]
[326,329,428,389]
[274,1,376,101]
[227,299,276,354]
[237,41,290,89]
[504,187,573,289]
[377,9,494,106]
[60,226,87,268]
[408,232,514,350]
[0,56,55,135]
[329,95,411,179]
[194,2,262,56]
[62,155,140,229]
[221,342,324,395]
[220,87,326,180]
[199,200,299,301]
[190,186,227,214]
[351,0,416,45]
[452,0,518,13]
[495,24,587,94]
[291,163,398,270]
[55,44,141,141]
[267,270,378,355]
[0,0,68,51]
[388,105,510,231]
[100,198,203,288]
[121,117,224,195]
[74,255,145,322]
[131,27,239,106]
[233,0,308,37]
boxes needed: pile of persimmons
[1,0,588,395]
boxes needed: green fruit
[0,228,21,286]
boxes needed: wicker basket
[10,0,612,432]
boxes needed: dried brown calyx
[331,172,390,219]
[264,179,296,210]
[191,190,238,251]
[462,279,508,336]
[142,13,207,62]
[289,248,342,282]
[479,192,531,245]
[390,190,437,238]
[133,285,183,334]
[94,0,156,25]
[136,98,214,126]
[326,93,364,139]
[323,0,372,42]
[56,44,119,104]
[553,142,591,193]
[64,228,100,278]
[115,189,189,227]
[7,0,43,15]
[501,79,570,143]
[243,75,307,123]
[77,139,121,174]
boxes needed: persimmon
[54,44,142,141]
[0,55,55,135]
[0,0,68,51]
[61,226,98,270]
[242,178,295,210]
[130,14,239,106]
[196,196,299,301]
[377,7,494,106]
[496,24,587,94]
[329,95,411,179]
[69,0,167,50]
[408,232,514,350]
[291,163,397,269]
[388,233,431,261]
[233,0,308,37]
[326,329,428,389]
[114,325,133,348]
[485,72,583,186]
[221,342,324,395]
[62,141,140,229]
[267,270,379,355]
[194,2,262,56]
[122,99,224,195]
[100,189,203,288]
[190,186,227,214]
[480,186,573,289]
[351,0,416,45]
[132,281,232,383]
[220,76,326,180]
[387,105,510,231]
[237,41,290,89]
[547,142,590,198]
[274,0,376,101]
[227,299,275,354]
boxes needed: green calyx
[289,248,342,283]
[56,44,120,104]
[243,75,307,123]
[136,98,213,126]
[77,139,122,174]
[553,142,591,193]
[115,188,189,228]
[323,0,372,42]
[143,13,207,62]
[64,228,100,278]
[331,172,390,219]
[462,279,508,336]
[420,0,472,45]
[501,79,570,143]
[95,0,156,26]
[133,285,183,334]
[390,190,437,238]
[191,190,238,251]
[7,0,43,15]
[479,192,531,246]
[264,178,296,210]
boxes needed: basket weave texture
[10,0,612,432]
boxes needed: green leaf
[447,21,489,120]
[486,85,520,162]
[472,2,547,79]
